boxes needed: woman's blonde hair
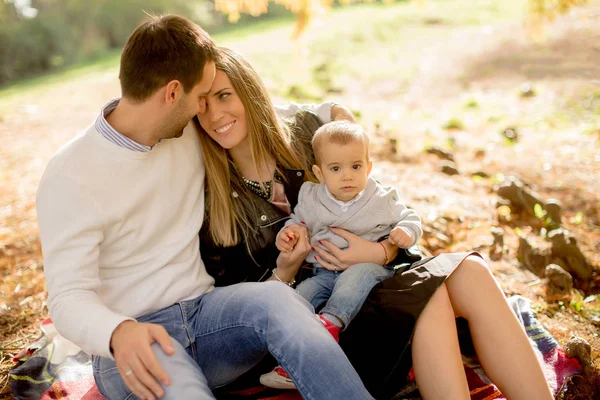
[195,47,313,247]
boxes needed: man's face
[166,61,216,139]
[312,140,372,202]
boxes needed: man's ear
[367,160,373,175]
[164,80,182,105]
[312,164,324,183]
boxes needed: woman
[195,48,553,400]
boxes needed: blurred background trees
[0,0,589,86]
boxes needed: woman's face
[197,70,248,150]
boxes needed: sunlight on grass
[0,51,121,105]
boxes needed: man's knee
[262,281,310,307]
[150,340,213,398]
[150,339,189,369]
[258,281,321,326]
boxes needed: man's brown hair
[312,121,370,165]
[119,14,217,102]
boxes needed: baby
[260,120,422,390]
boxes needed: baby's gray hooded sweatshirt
[282,176,422,266]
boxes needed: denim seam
[178,302,197,359]
[95,366,119,374]
[194,322,264,338]
[92,363,108,396]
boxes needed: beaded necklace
[241,170,284,200]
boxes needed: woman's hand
[275,224,311,281]
[331,104,356,123]
[313,227,398,271]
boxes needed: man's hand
[276,226,300,253]
[389,227,414,249]
[110,320,174,400]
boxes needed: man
[36,14,373,400]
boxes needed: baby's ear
[367,160,373,175]
[312,164,324,183]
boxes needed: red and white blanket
[9,296,582,399]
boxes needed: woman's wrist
[270,268,296,287]
[378,242,389,265]
[274,257,301,282]
[381,239,399,262]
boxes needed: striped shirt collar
[95,99,152,152]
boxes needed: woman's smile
[215,120,235,135]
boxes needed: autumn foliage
[216,0,589,38]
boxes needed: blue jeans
[92,281,373,399]
[296,263,395,327]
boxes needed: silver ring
[125,369,133,376]
[334,265,340,272]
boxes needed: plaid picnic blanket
[10,296,583,400]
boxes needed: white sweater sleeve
[37,175,132,358]
[275,102,334,124]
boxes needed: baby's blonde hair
[312,121,370,165]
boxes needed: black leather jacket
[200,111,319,287]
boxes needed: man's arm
[37,173,172,399]
[37,175,132,358]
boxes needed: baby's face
[314,140,372,202]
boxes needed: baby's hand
[389,227,413,249]
[276,226,300,253]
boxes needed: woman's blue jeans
[92,281,373,399]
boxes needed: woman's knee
[417,283,457,323]
[464,254,491,271]
[426,282,452,310]
[446,255,500,318]
[452,255,493,283]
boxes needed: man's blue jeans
[296,263,395,328]
[92,281,373,399]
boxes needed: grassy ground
[1,0,599,398]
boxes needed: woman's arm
[269,224,312,284]
[330,103,356,123]
[275,102,355,124]
[312,228,400,271]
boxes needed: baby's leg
[321,263,394,328]
[296,269,336,311]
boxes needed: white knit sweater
[36,122,214,358]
